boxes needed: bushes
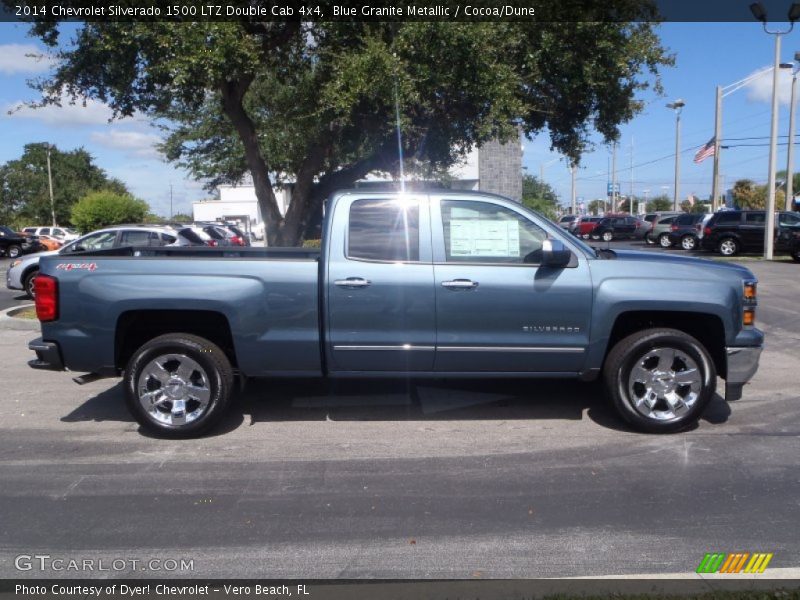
[71,191,149,232]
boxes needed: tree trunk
[219,78,284,246]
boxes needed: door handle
[441,279,479,290]
[334,277,371,288]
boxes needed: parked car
[573,216,603,239]
[791,229,800,262]
[666,213,706,250]
[557,215,577,230]
[21,226,79,242]
[196,223,249,247]
[590,216,642,241]
[648,215,680,247]
[642,211,682,244]
[0,226,39,258]
[700,210,800,256]
[27,190,762,437]
[35,234,63,252]
[7,224,211,298]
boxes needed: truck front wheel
[603,328,716,433]
[123,333,234,438]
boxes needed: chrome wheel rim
[8,247,20,258]
[26,275,36,297]
[720,240,736,255]
[137,354,211,426]
[681,236,695,250]
[602,231,613,241]
[627,347,702,421]
[659,235,671,247]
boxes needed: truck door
[326,194,436,372]
[431,196,592,373]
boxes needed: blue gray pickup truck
[27,191,763,437]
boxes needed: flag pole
[711,85,722,210]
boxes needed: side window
[73,231,117,251]
[40,227,50,236]
[119,230,154,246]
[779,213,800,226]
[441,200,547,264]
[716,212,741,225]
[347,198,420,262]
[161,233,177,244]
[745,212,766,224]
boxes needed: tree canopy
[70,190,148,232]
[23,15,672,245]
[521,174,559,219]
[0,143,127,228]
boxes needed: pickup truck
[27,191,764,437]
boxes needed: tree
[731,179,784,210]
[170,213,194,223]
[71,191,149,232]
[646,195,672,212]
[521,174,559,219]
[23,15,672,245]
[588,199,608,214]
[0,143,127,227]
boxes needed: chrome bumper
[725,345,763,400]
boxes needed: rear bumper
[724,345,762,400]
[28,337,65,371]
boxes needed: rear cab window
[347,198,420,262]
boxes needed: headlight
[10,260,22,268]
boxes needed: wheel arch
[115,310,237,372]
[603,310,727,379]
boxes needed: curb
[0,304,40,331]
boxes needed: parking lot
[0,245,798,579]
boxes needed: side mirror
[541,239,572,268]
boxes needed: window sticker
[450,219,520,257]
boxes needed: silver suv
[6,224,210,298]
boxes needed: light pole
[570,163,577,215]
[45,143,56,227]
[666,99,685,211]
[750,1,800,259]
[787,51,800,211]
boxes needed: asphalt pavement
[0,243,798,579]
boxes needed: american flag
[694,137,716,164]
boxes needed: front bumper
[28,337,64,371]
[724,345,763,400]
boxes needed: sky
[2,19,800,215]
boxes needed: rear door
[326,195,436,372]
[431,196,592,373]
[742,212,766,249]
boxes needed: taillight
[231,236,243,246]
[671,224,678,231]
[206,239,217,247]
[704,226,712,236]
[34,275,58,322]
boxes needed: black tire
[791,244,800,262]
[7,245,21,258]
[680,235,697,251]
[603,328,716,433]
[23,269,38,299]
[644,233,655,245]
[717,237,740,256]
[658,233,672,248]
[123,333,234,438]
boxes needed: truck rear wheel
[603,328,716,433]
[123,333,234,438]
